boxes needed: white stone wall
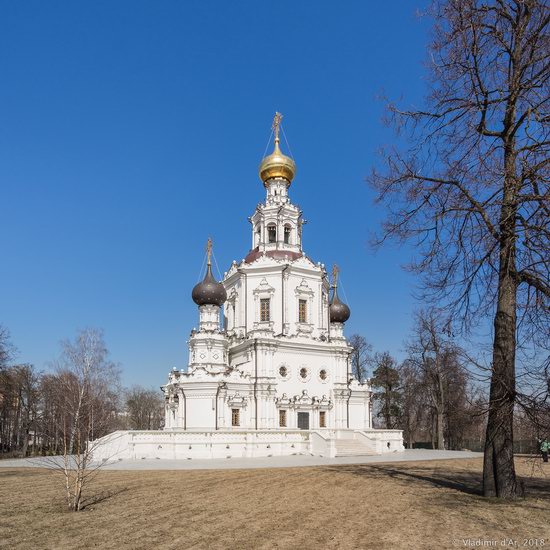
[90,428,404,462]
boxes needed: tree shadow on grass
[323,462,550,502]
[80,486,129,510]
[325,463,482,496]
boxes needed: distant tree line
[350,307,549,453]
[0,326,164,459]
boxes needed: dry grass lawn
[0,458,549,550]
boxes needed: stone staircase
[334,438,377,457]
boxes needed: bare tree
[369,0,549,498]
[348,334,372,383]
[125,386,164,430]
[398,359,426,448]
[0,325,15,370]
[0,364,40,457]
[406,310,457,450]
[44,328,120,511]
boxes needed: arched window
[284,224,292,244]
[267,224,276,243]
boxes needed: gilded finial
[206,237,212,266]
[258,112,296,184]
[331,264,339,288]
[272,112,283,143]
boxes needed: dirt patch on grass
[0,458,548,549]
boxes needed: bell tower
[251,112,304,256]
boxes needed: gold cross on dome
[206,237,212,266]
[272,112,283,141]
[332,264,339,287]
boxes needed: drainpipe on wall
[215,384,220,430]
[346,356,352,429]
[254,339,259,430]
[243,270,248,332]
[281,264,289,335]
[325,275,331,343]
[215,382,226,431]
[181,389,187,431]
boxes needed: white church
[93,114,404,460]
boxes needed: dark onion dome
[192,264,227,306]
[329,287,351,323]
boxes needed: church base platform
[90,428,404,462]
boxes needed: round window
[279,366,288,377]
[300,367,308,379]
[319,369,327,380]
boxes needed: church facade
[92,114,404,461]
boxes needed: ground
[0,458,548,550]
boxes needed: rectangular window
[279,409,287,428]
[319,411,326,428]
[260,298,270,322]
[298,299,307,323]
[231,408,240,427]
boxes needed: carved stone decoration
[253,277,275,297]
[294,278,314,298]
[274,393,292,407]
[226,392,248,408]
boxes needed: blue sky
[1,1,432,387]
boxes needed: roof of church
[192,263,227,306]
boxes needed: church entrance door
[297,412,309,430]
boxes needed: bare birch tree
[348,334,373,383]
[44,328,120,511]
[369,0,549,498]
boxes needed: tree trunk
[431,413,436,450]
[482,139,523,498]
[436,404,445,450]
[483,271,522,497]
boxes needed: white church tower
[163,113,373,433]
[92,114,404,461]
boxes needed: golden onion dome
[259,113,296,185]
